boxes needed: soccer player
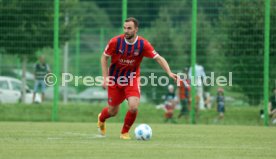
[98,17,178,139]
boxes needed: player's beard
[125,33,134,40]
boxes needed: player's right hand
[102,82,107,90]
[102,76,109,90]
[102,80,107,90]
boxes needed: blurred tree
[0,0,79,57]
[78,1,111,29]
[88,0,122,27]
[92,0,165,27]
[218,0,276,105]
[198,0,227,25]
[0,0,79,102]
[270,0,276,96]
[75,1,112,54]
[183,10,213,70]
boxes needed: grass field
[0,103,265,126]
[0,122,275,159]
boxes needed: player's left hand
[168,72,178,82]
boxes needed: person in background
[177,67,191,123]
[188,63,206,110]
[204,92,211,109]
[217,87,225,120]
[269,87,276,124]
[33,55,50,103]
[163,84,177,123]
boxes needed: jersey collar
[124,35,138,45]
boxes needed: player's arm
[142,40,177,81]
[101,53,110,89]
[154,55,177,81]
[101,38,116,89]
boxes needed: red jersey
[104,34,159,82]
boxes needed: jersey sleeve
[143,40,159,59]
[104,38,117,56]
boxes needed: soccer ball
[134,124,152,140]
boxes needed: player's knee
[108,109,118,116]
[129,102,139,109]
[128,107,138,113]
[108,106,119,116]
[128,102,139,112]
[127,97,139,113]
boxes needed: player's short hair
[125,17,139,28]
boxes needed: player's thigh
[125,82,140,110]
[125,80,140,99]
[107,85,125,107]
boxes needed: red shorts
[107,80,140,107]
